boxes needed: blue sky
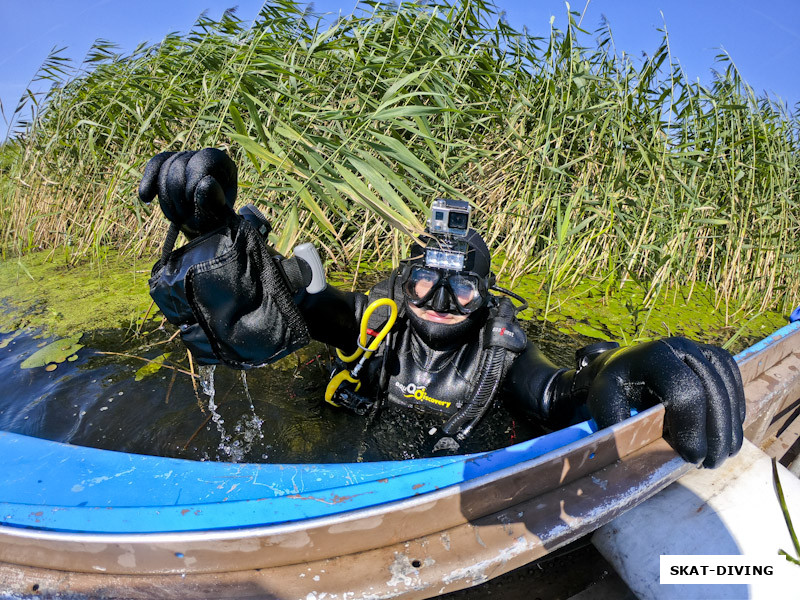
[2,1,799,140]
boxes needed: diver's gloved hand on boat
[139,148,323,369]
[549,338,745,469]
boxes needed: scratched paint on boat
[0,419,597,533]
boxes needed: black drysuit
[299,272,577,437]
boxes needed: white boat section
[594,440,800,599]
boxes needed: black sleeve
[503,341,580,428]
[296,286,369,354]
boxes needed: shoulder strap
[481,296,528,353]
[373,268,405,395]
[441,296,527,438]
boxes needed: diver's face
[407,302,468,324]
[402,265,482,324]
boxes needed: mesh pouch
[149,218,309,368]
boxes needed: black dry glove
[561,338,745,469]
[141,149,311,369]
[138,148,237,239]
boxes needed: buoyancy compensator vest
[356,270,527,439]
[440,295,527,439]
[149,207,310,369]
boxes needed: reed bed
[1,0,798,317]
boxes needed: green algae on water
[0,330,22,348]
[0,249,155,338]
[498,271,787,351]
[0,247,789,354]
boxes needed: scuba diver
[140,148,745,468]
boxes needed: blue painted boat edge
[0,420,597,533]
[733,320,800,362]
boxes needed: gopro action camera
[425,198,472,271]
[428,198,471,238]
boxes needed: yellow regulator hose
[325,298,398,406]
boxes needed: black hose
[441,345,505,438]
[161,222,180,265]
[490,285,529,314]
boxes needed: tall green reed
[1,0,798,318]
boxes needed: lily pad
[20,334,84,369]
[543,312,565,323]
[135,353,171,381]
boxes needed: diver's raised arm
[297,286,369,354]
[139,149,238,239]
[139,148,313,368]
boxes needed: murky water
[0,311,586,464]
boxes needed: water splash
[198,365,237,461]
[197,367,267,462]
[199,365,216,399]
[241,372,257,415]
[241,372,264,438]
[234,371,265,459]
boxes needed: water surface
[0,315,581,464]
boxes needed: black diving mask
[403,265,487,315]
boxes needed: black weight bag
[149,216,310,368]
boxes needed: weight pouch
[149,217,309,368]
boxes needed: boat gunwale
[0,404,668,573]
